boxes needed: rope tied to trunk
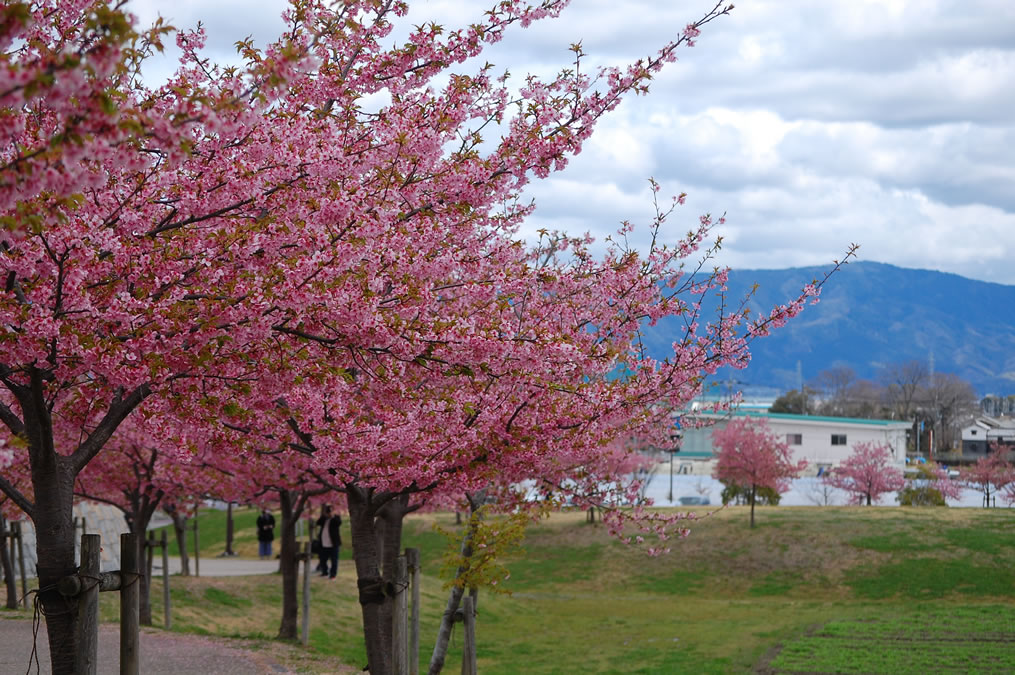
[23,582,65,675]
[356,575,410,604]
[357,576,386,605]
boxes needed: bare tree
[881,360,929,421]
[809,366,858,416]
[921,373,978,453]
[803,476,838,506]
[842,379,889,419]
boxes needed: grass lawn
[83,505,1015,673]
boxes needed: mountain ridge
[639,261,1015,396]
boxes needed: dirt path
[0,617,301,674]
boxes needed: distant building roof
[686,409,911,429]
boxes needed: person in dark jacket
[315,505,342,578]
[256,508,276,560]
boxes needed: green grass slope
[75,505,1015,673]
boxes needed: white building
[960,416,1015,457]
[677,411,911,476]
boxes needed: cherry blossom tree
[0,1,324,665]
[822,441,905,506]
[712,418,807,527]
[961,448,1014,508]
[0,0,855,671]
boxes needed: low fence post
[15,522,26,604]
[73,517,87,565]
[120,533,140,675]
[393,556,408,675]
[145,531,155,593]
[77,533,101,675]
[161,529,171,629]
[461,595,477,675]
[301,541,311,647]
[57,533,142,675]
[6,521,15,599]
[405,548,420,675]
[1,517,15,610]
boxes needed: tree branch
[0,475,34,520]
[70,383,152,475]
[0,400,25,438]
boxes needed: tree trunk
[749,484,756,528]
[31,455,80,674]
[1,515,17,609]
[135,523,152,625]
[7,367,149,674]
[429,491,486,675]
[377,494,408,590]
[124,493,160,626]
[166,506,190,576]
[347,486,392,675]
[866,493,872,506]
[347,487,411,675]
[225,502,235,555]
[376,492,409,666]
[277,491,302,640]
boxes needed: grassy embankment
[86,505,1015,673]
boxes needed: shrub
[721,481,782,506]
[898,486,946,506]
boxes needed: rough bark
[346,487,414,675]
[125,493,160,625]
[165,505,190,576]
[277,491,303,640]
[376,493,410,655]
[31,454,80,674]
[224,502,235,555]
[347,486,391,675]
[749,484,757,528]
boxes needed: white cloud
[125,0,1015,284]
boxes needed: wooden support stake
[461,595,477,675]
[58,571,127,596]
[161,530,171,630]
[7,522,15,595]
[393,556,409,675]
[14,523,25,605]
[405,548,420,675]
[1,517,17,610]
[77,533,101,675]
[301,541,311,647]
[120,533,139,675]
[145,531,155,594]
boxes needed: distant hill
[639,261,1015,397]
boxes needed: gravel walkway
[0,617,298,674]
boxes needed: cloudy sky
[129,0,1015,285]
